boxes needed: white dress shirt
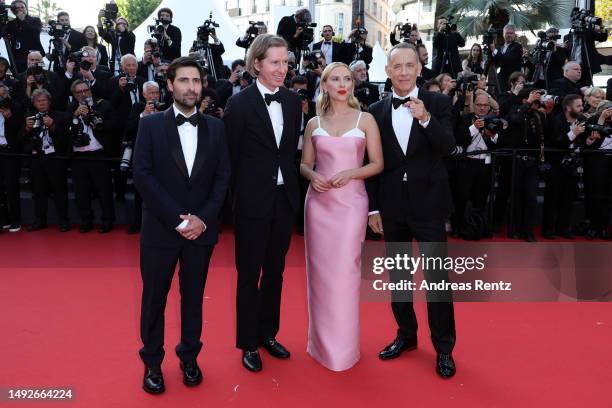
[0,114,6,146]
[256,79,284,185]
[174,104,199,230]
[320,41,333,65]
[73,120,103,153]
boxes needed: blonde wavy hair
[316,62,361,116]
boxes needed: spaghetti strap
[355,111,363,129]
[317,116,321,128]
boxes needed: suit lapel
[405,89,427,156]
[279,89,292,150]
[382,96,407,158]
[164,108,189,179]
[189,113,209,182]
[247,85,278,150]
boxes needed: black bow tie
[324,41,331,45]
[392,96,411,109]
[264,92,281,106]
[176,113,198,127]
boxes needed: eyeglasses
[74,89,90,95]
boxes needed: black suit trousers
[0,153,21,226]
[381,182,456,355]
[139,243,214,367]
[71,151,114,224]
[31,155,69,223]
[234,186,295,350]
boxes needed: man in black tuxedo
[50,12,87,71]
[156,8,182,62]
[490,24,523,93]
[367,42,457,378]
[133,57,231,394]
[5,0,45,73]
[64,46,112,100]
[311,25,349,65]
[223,34,301,372]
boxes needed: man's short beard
[569,111,581,119]
[175,95,198,110]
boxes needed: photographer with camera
[345,26,373,67]
[489,24,523,93]
[214,59,251,108]
[529,28,567,89]
[199,87,224,119]
[190,14,226,80]
[549,61,586,100]
[236,21,267,51]
[152,8,181,62]
[540,94,588,240]
[303,52,326,101]
[0,82,23,232]
[4,0,45,73]
[121,81,164,234]
[453,93,501,239]
[311,25,350,65]
[98,6,136,74]
[64,46,112,100]
[277,8,314,61]
[432,16,465,77]
[48,12,87,73]
[111,54,145,119]
[22,89,71,232]
[567,7,610,86]
[582,101,612,240]
[138,39,162,81]
[16,51,67,111]
[68,79,117,233]
[350,60,379,111]
[390,22,422,47]
[501,87,547,241]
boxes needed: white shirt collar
[256,79,279,99]
[172,104,197,119]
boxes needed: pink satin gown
[304,112,368,371]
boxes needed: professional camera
[119,72,137,91]
[571,7,603,32]
[147,18,165,38]
[146,100,165,110]
[47,20,70,38]
[442,15,457,35]
[295,89,309,101]
[120,141,133,172]
[26,64,47,86]
[350,25,367,42]
[70,118,91,147]
[297,21,317,48]
[102,2,118,22]
[154,71,167,86]
[483,115,507,133]
[32,112,47,130]
[236,69,252,83]
[585,123,612,137]
[354,86,371,103]
[197,12,219,40]
[457,74,479,93]
[82,97,103,127]
[397,22,417,41]
[69,51,93,71]
[203,99,220,118]
[0,4,11,26]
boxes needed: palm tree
[440,0,574,40]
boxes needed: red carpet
[1,227,610,407]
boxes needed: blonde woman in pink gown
[300,62,384,371]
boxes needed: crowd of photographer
[0,3,610,242]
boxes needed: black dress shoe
[378,337,417,360]
[79,223,93,233]
[260,338,290,359]
[436,353,456,378]
[585,228,597,240]
[59,223,70,232]
[180,360,203,386]
[143,366,165,394]
[27,221,47,232]
[242,350,262,372]
[98,223,114,234]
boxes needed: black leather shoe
[260,338,290,359]
[98,223,113,234]
[436,353,456,378]
[143,366,165,394]
[585,228,597,240]
[27,221,47,232]
[378,337,417,360]
[242,350,262,372]
[179,360,202,386]
[79,223,93,233]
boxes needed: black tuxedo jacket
[6,15,46,72]
[22,110,71,155]
[133,109,231,247]
[160,25,182,62]
[367,90,455,221]
[277,16,301,54]
[311,41,349,65]
[492,42,523,91]
[223,83,302,218]
[109,75,146,120]
[64,68,113,100]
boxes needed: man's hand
[74,105,89,118]
[24,116,34,132]
[527,90,541,104]
[571,121,585,136]
[176,214,206,240]
[42,115,54,129]
[118,76,128,90]
[143,101,156,116]
[294,27,304,38]
[368,214,384,235]
[407,97,428,121]
[199,99,209,113]
[26,75,36,86]
[80,68,94,81]
[474,118,485,130]
[228,70,239,85]
[598,108,612,125]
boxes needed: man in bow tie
[366,42,458,378]
[311,25,351,65]
[224,34,302,373]
[133,56,231,394]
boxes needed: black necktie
[264,93,281,106]
[392,97,410,109]
[176,113,198,127]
